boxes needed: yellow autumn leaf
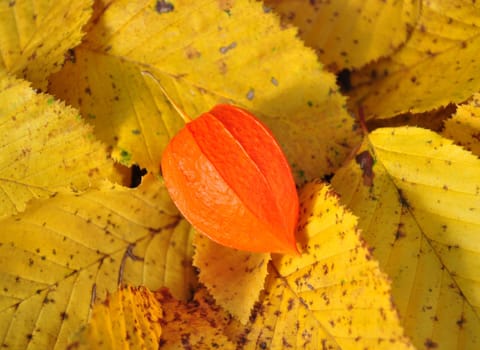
[156,287,236,349]
[0,76,117,218]
[0,0,92,90]
[57,182,413,350]
[48,0,359,182]
[242,182,413,349]
[332,127,480,349]
[193,233,270,324]
[349,1,480,119]
[0,175,196,349]
[265,0,417,70]
[68,285,162,350]
[443,93,480,156]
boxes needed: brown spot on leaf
[185,46,201,59]
[65,49,76,63]
[424,338,438,348]
[397,189,410,208]
[218,0,234,11]
[394,223,406,241]
[155,0,174,13]
[456,315,466,328]
[219,42,237,54]
[217,60,228,74]
[355,150,374,186]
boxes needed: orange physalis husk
[161,104,299,254]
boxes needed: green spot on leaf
[120,149,131,165]
[131,129,141,135]
[47,97,55,105]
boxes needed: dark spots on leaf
[424,338,438,348]
[394,223,406,241]
[155,0,174,13]
[246,88,255,100]
[355,150,374,186]
[65,49,76,63]
[26,334,33,340]
[397,189,410,208]
[282,337,292,348]
[219,42,237,54]
[180,333,191,348]
[43,296,55,305]
[217,60,227,74]
[185,46,201,59]
[287,298,294,311]
[457,315,466,328]
[60,312,69,320]
[84,87,91,95]
[271,77,279,86]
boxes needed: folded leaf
[0,175,195,349]
[0,0,92,89]
[265,0,417,70]
[68,286,163,350]
[0,76,116,218]
[244,182,413,349]
[349,1,480,118]
[332,127,480,349]
[193,233,270,324]
[49,0,359,181]
[443,93,480,156]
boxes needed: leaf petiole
[141,70,192,123]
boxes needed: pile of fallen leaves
[0,1,479,349]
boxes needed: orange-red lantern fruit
[161,104,299,254]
